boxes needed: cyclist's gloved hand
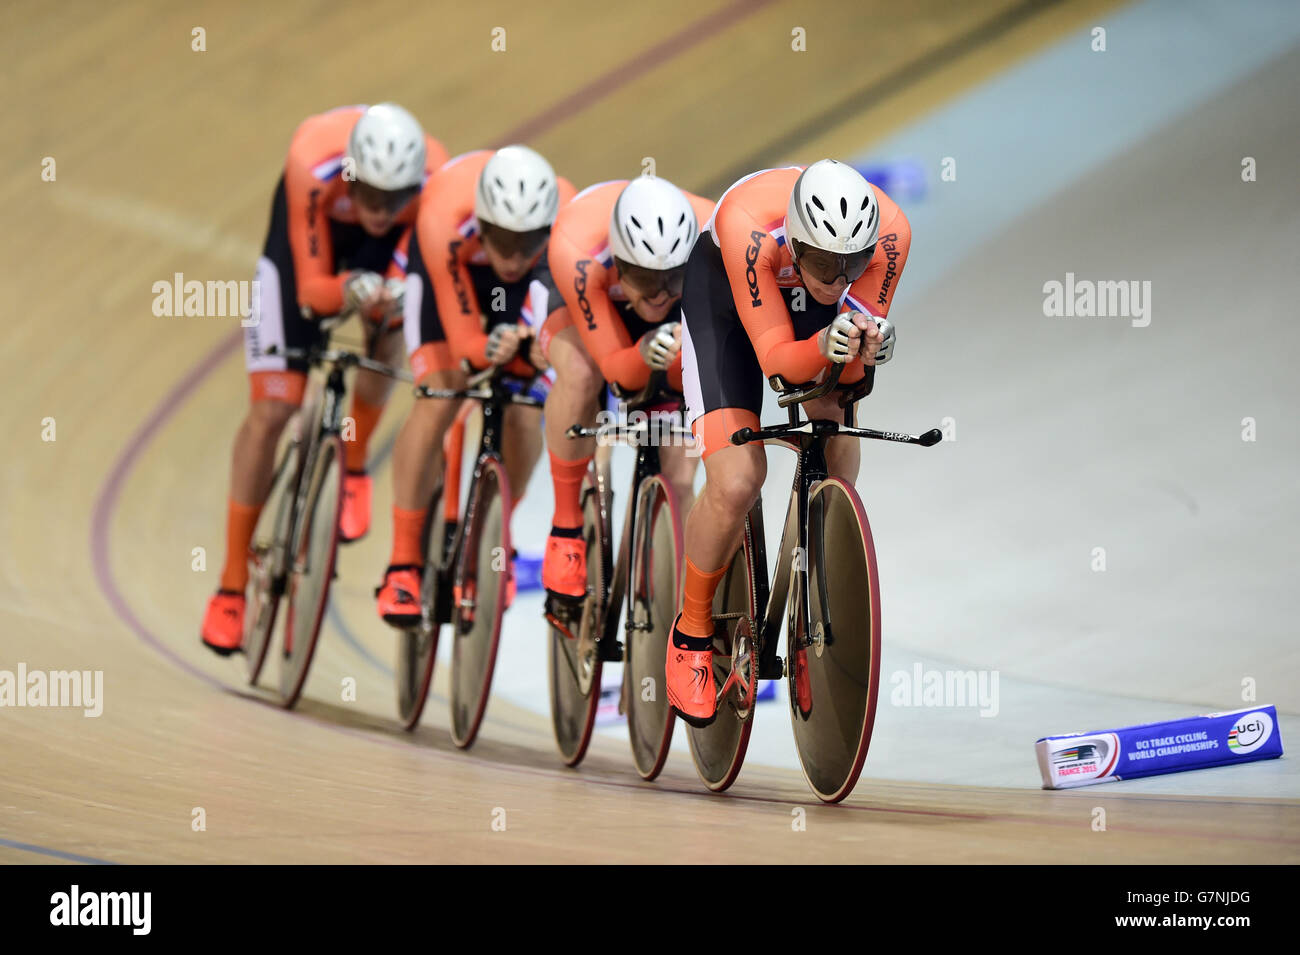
[343,270,385,316]
[486,323,525,365]
[817,313,860,364]
[865,317,895,365]
[639,322,680,370]
[383,277,406,316]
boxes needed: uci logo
[1227,711,1272,755]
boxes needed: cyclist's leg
[377,232,464,621]
[539,313,603,597]
[677,234,766,640]
[205,180,314,649]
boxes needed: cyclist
[535,176,713,622]
[202,103,448,655]
[376,146,576,625]
[667,160,910,723]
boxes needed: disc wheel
[547,475,607,767]
[279,434,344,708]
[790,477,882,803]
[626,476,682,780]
[448,456,511,749]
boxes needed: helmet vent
[657,217,664,235]
[860,195,870,211]
[630,215,643,230]
[810,195,824,211]
[839,197,848,217]
[850,221,862,238]
[670,238,681,253]
[822,220,837,237]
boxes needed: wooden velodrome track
[4,0,1297,863]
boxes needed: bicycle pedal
[759,656,785,681]
[597,638,624,662]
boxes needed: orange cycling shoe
[665,614,716,726]
[201,590,245,655]
[542,531,586,599]
[340,471,372,543]
[376,564,422,628]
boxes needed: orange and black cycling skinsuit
[680,166,911,457]
[402,150,576,381]
[537,180,715,395]
[243,105,448,405]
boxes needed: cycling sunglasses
[349,181,421,214]
[478,219,551,259]
[790,238,875,285]
[614,257,687,299]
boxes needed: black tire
[547,474,608,767]
[448,456,511,749]
[244,435,301,686]
[626,476,682,781]
[279,434,344,708]
[395,488,449,730]
[684,515,760,792]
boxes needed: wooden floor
[5,0,1297,863]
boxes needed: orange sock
[678,556,727,638]
[549,451,591,530]
[390,507,427,567]
[345,396,384,472]
[219,499,263,592]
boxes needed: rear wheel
[547,475,607,766]
[626,476,682,781]
[448,456,511,749]
[790,477,881,803]
[280,434,344,708]
[244,434,301,686]
[685,516,759,792]
[395,488,449,730]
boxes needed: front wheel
[790,477,882,803]
[244,433,301,686]
[684,514,760,793]
[395,488,450,730]
[547,474,608,766]
[279,434,344,708]
[626,475,682,781]
[448,456,511,749]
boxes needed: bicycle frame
[416,365,545,614]
[564,373,691,658]
[729,365,942,682]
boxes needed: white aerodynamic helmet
[474,145,560,232]
[785,159,879,255]
[608,175,700,271]
[346,103,427,192]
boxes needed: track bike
[684,364,940,802]
[546,373,691,774]
[394,364,544,748]
[243,311,410,708]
